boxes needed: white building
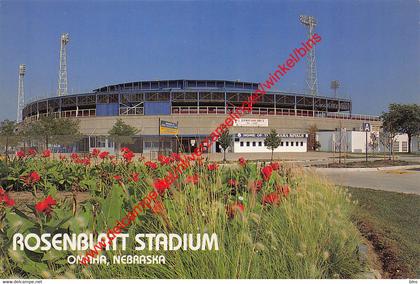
[316,130,410,153]
[233,133,308,153]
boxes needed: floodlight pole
[299,15,318,98]
[17,64,26,123]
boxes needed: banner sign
[233,118,268,127]
[235,133,308,138]
[159,120,179,135]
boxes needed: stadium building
[22,79,380,155]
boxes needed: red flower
[151,200,165,215]
[227,179,238,187]
[35,195,57,215]
[3,195,15,207]
[70,153,79,160]
[145,161,158,170]
[158,155,171,165]
[261,165,273,181]
[16,150,25,158]
[99,151,109,159]
[91,148,100,157]
[0,188,15,207]
[270,162,280,170]
[238,157,246,166]
[207,163,219,171]
[113,175,122,181]
[226,202,245,218]
[171,153,181,161]
[22,171,41,185]
[131,173,139,182]
[251,180,263,193]
[185,174,199,184]
[153,178,170,195]
[120,147,130,153]
[81,157,91,166]
[41,149,51,158]
[276,184,290,197]
[262,192,281,206]
[28,148,37,157]
[123,150,135,162]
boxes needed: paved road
[315,167,420,194]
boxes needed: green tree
[26,116,81,149]
[369,132,379,154]
[381,104,420,153]
[217,130,232,162]
[0,120,19,163]
[307,124,318,151]
[264,129,281,161]
[108,119,139,154]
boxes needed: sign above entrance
[233,118,268,127]
[235,133,308,138]
[160,120,179,135]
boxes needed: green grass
[317,159,419,168]
[84,171,363,279]
[347,187,420,278]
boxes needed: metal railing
[23,106,379,122]
[171,106,380,121]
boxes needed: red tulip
[227,179,238,187]
[251,180,263,193]
[261,165,273,181]
[153,178,170,195]
[123,150,135,162]
[81,157,91,166]
[158,155,171,165]
[262,192,281,206]
[71,153,79,160]
[35,195,57,215]
[16,150,25,158]
[0,188,15,207]
[145,161,158,170]
[91,148,100,157]
[131,173,139,182]
[238,157,246,166]
[21,171,41,185]
[270,162,280,170]
[41,149,51,158]
[28,148,37,157]
[171,153,181,161]
[120,147,130,153]
[207,163,219,171]
[185,174,199,184]
[99,151,109,159]
[276,184,290,197]
[226,202,244,218]
[113,175,122,181]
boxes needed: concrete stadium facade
[22,79,381,155]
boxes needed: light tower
[299,15,318,97]
[17,64,26,123]
[58,33,69,96]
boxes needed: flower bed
[0,149,362,278]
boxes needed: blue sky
[0,0,418,120]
